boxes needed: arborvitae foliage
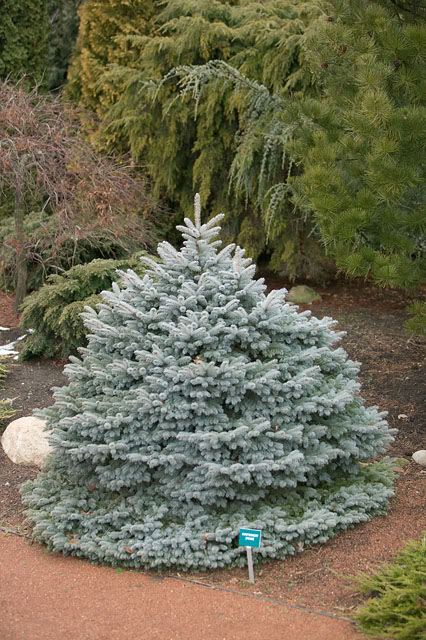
[68,0,330,279]
[20,256,148,359]
[0,0,49,84]
[355,536,426,640]
[22,197,394,570]
[67,0,157,119]
[48,0,81,90]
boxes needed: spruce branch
[194,192,201,228]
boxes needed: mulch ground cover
[0,281,425,616]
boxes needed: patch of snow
[0,345,19,357]
[0,334,27,358]
[0,344,18,357]
[0,326,11,331]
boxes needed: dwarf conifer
[23,196,394,570]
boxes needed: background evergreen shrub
[406,301,426,336]
[67,0,426,298]
[0,400,15,427]
[173,0,426,327]
[20,255,148,359]
[67,0,329,280]
[0,0,81,88]
[0,0,49,84]
[175,0,426,290]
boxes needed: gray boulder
[1,416,51,468]
[412,450,426,467]
[287,285,321,304]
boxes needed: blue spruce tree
[22,196,395,570]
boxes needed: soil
[0,280,425,620]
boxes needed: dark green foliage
[48,0,81,89]
[355,536,426,639]
[20,255,148,359]
[293,0,426,291]
[68,0,426,287]
[379,0,426,20]
[0,0,81,89]
[68,0,425,304]
[0,0,49,84]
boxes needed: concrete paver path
[0,534,364,640]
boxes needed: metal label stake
[246,546,255,583]
[239,527,262,584]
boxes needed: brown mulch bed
[0,280,425,615]
[0,291,67,531]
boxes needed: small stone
[412,450,426,467]
[1,416,51,468]
[286,286,321,305]
[398,414,408,420]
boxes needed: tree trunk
[14,175,28,313]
